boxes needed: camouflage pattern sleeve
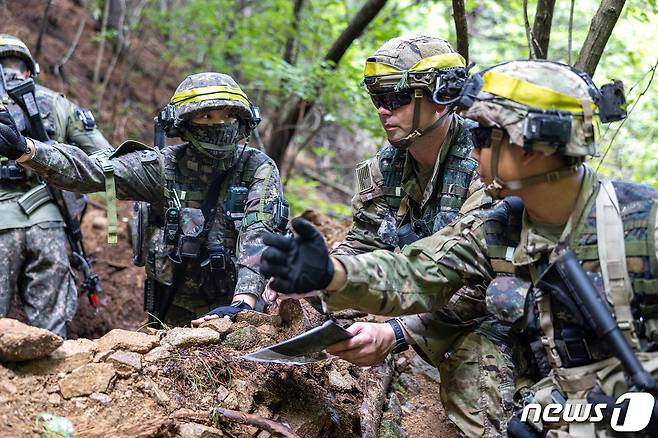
[24,140,164,204]
[332,156,395,256]
[54,94,112,154]
[234,159,283,299]
[325,213,494,316]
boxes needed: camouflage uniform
[22,73,285,326]
[321,61,657,436]
[0,35,110,337]
[332,35,517,437]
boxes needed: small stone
[235,311,282,327]
[72,396,88,408]
[124,390,133,398]
[401,402,416,415]
[107,350,142,375]
[143,345,172,363]
[96,329,158,353]
[397,373,420,395]
[178,422,224,438]
[222,326,259,350]
[89,392,112,405]
[215,385,229,402]
[200,317,233,335]
[143,377,170,405]
[59,363,116,399]
[379,419,406,438]
[328,369,356,391]
[163,327,220,348]
[278,299,303,325]
[0,380,17,394]
[256,324,278,338]
[93,350,114,363]
[91,216,108,230]
[0,318,63,362]
[387,392,403,422]
[19,338,97,375]
[48,393,61,406]
[222,379,254,411]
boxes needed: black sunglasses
[471,126,493,149]
[369,90,413,111]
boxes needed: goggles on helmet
[369,90,413,111]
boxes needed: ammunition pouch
[0,160,28,181]
[17,183,52,215]
[200,244,237,299]
[169,235,203,264]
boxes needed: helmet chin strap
[390,89,450,149]
[484,128,580,199]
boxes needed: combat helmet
[363,34,467,148]
[460,60,626,197]
[0,34,39,77]
[162,72,260,160]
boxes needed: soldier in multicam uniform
[0,34,111,338]
[324,35,517,437]
[0,72,287,327]
[261,60,654,437]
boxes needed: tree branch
[35,0,53,57]
[171,408,300,438]
[568,0,575,64]
[451,0,469,64]
[523,0,537,59]
[575,0,626,76]
[531,0,555,59]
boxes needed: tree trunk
[575,0,626,76]
[283,0,304,64]
[35,0,53,57]
[266,0,388,166]
[451,0,469,64]
[531,0,555,59]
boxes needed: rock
[235,311,282,327]
[20,339,96,375]
[387,392,403,423]
[401,402,416,415]
[328,369,357,391]
[89,392,112,405]
[178,422,224,438]
[397,373,420,395]
[222,326,259,350]
[0,318,63,362]
[222,379,254,411]
[256,324,278,338]
[143,377,170,405]
[200,317,233,335]
[48,393,61,406]
[59,363,116,399]
[143,345,172,363]
[107,350,142,375]
[0,380,17,394]
[93,350,114,363]
[278,299,304,325]
[215,385,229,402]
[163,327,220,348]
[409,355,440,383]
[96,329,158,353]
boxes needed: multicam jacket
[325,166,658,377]
[332,114,489,365]
[0,82,110,229]
[23,139,284,301]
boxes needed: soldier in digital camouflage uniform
[0,72,287,327]
[325,35,517,437]
[261,60,656,436]
[0,34,111,338]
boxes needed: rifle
[508,248,658,436]
[0,66,102,307]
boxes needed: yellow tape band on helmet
[481,70,593,114]
[170,85,250,107]
[0,37,28,50]
[364,52,466,78]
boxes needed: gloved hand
[260,217,334,295]
[0,109,28,160]
[206,300,253,320]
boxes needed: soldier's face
[375,92,445,143]
[190,108,237,125]
[472,137,526,192]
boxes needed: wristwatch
[386,319,409,354]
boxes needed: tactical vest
[484,180,658,374]
[376,116,478,239]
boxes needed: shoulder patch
[254,161,274,179]
[356,160,383,202]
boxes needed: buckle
[562,338,592,364]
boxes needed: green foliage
[284,175,351,218]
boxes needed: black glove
[0,109,28,160]
[260,217,334,294]
[205,300,253,320]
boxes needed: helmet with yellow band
[363,34,467,103]
[461,60,626,157]
[0,34,40,78]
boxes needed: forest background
[10,0,658,218]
